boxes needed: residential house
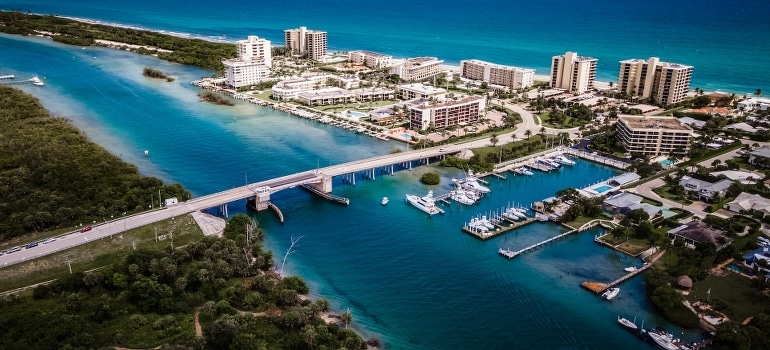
[725,192,770,216]
[678,176,732,202]
[606,172,642,187]
[742,246,770,276]
[602,192,659,217]
[667,220,732,251]
[749,146,770,167]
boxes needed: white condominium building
[549,51,597,95]
[348,51,393,69]
[391,57,444,81]
[460,59,535,90]
[618,57,693,106]
[615,115,693,156]
[409,96,486,131]
[223,35,272,88]
[397,83,446,100]
[284,26,327,60]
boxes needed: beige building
[284,26,327,60]
[615,115,693,156]
[460,59,535,89]
[391,57,444,81]
[618,57,693,106]
[397,83,446,100]
[223,35,272,88]
[409,96,486,131]
[549,51,597,95]
[348,51,393,69]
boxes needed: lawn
[599,236,652,256]
[687,272,767,322]
[0,215,204,292]
[652,185,693,205]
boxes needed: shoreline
[47,13,748,95]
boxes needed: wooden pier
[463,217,536,240]
[498,228,578,259]
[581,249,666,293]
[527,162,555,172]
[301,185,350,205]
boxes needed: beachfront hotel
[618,57,693,106]
[615,115,693,156]
[408,95,486,131]
[460,59,535,90]
[549,51,597,95]
[348,51,393,69]
[391,57,444,81]
[222,36,272,88]
[284,26,327,60]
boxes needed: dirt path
[194,309,202,337]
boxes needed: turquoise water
[346,110,367,119]
[2,0,769,93]
[1,34,705,348]
[595,185,613,193]
[660,159,674,166]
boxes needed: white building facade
[549,51,597,95]
[391,57,444,81]
[409,96,486,131]
[615,115,693,156]
[348,51,393,69]
[223,36,273,88]
[460,59,535,90]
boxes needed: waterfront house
[606,172,641,187]
[667,220,732,251]
[678,176,732,202]
[736,97,770,111]
[602,192,659,217]
[742,246,770,276]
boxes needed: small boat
[644,328,680,350]
[617,316,639,333]
[451,190,475,205]
[455,170,491,193]
[381,197,389,205]
[405,190,443,215]
[553,155,576,165]
[601,287,620,300]
[624,266,638,272]
[30,76,44,86]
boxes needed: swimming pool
[346,110,368,119]
[401,133,412,140]
[594,185,613,193]
[659,159,674,166]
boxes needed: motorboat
[451,190,475,205]
[538,157,560,168]
[456,170,490,193]
[381,197,389,205]
[624,266,638,272]
[478,215,496,230]
[30,76,44,86]
[467,218,490,233]
[553,155,576,165]
[503,209,523,220]
[601,287,620,300]
[521,167,534,176]
[644,328,680,350]
[405,190,443,215]
[617,316,639,333]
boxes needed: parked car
[80,226,92,233]
[25,242,38,249]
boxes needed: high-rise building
[549,51,597,95]
[223,35,272,88]
[460,59,535,89]
[615,115,693,156]
[409,96,486,131]
[284,26,327,60]
[618,57,693,105]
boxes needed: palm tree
[524,129,533,139]
[756,88,763,97]
[341,308,352,329]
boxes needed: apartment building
[549,51,597,95]
[615,115,693,156]
[460,59,535,89]
[284,26,327,60]
[397,83,446,100]
[409,95,486,131]
[223,35,272,88]
[348,51,393,69]
[271,73,334,101]
[618,57,693,105]
[391,57,444,81]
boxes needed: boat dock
[498,228,578,259]
[463,217,537,240]
[301,184,350,205]
[527,162,556,172]
[0,75,15,80]
[581,249,666,293]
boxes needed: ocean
[2,0,769,94]
[0,0,751,347]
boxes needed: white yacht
[601,287,620,300]
[644,329,680,350]
[30,76,44,86]
[553,155,576,165]
[503,209,523,220]
[405,190,443,215]
[381,197,389,205]
[478,215,496,230]
[451,190,475,205]
[467,218,490,233]
[538,157,561,168]
[456,170,490,193]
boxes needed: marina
[582,249,665,294]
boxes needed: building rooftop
[412,95,485,110]
[603,192,643,208]
[618,115,692,131]
[398,83,446,95]
[750,146,770,158]
[727,192,770,213]
[677,117,707,129]
[463,59,534,72]
[607,172,641,186]
[668,220,732,249]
